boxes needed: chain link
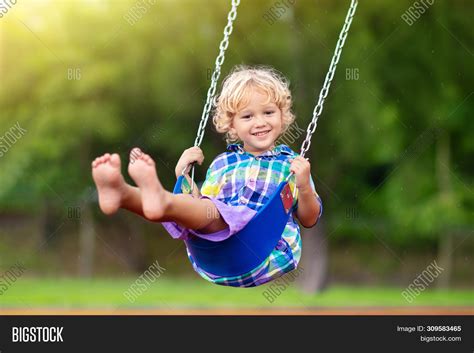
[299,0,358,158]
[186,0,357,190]
[193,0,240,149]
[188,0,240,190]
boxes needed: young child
[92,66,322,287]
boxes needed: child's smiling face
[230,88,283,156]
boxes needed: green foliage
[0,0,472,245]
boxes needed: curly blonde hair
[212,65,295,144]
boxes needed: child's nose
[254,115,267,126]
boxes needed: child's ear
[229,126,237,136]
[229,127,238,140]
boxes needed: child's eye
[265,111,275,115]
[241,115,251,119]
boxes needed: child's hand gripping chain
[175,146,205,197]
[175,146,205,178]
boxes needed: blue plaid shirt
[186,143,323,287]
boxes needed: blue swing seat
[173,175,294,277]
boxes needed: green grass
[0,277,472,309]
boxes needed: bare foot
[127,148,170,221]
[91,153,126,215]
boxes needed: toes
[128,148,155,166]
[110,153,121,167]
[130,147,142,158]
[142,154,155,166]
[93,157,101,167]
[139,153,147,162]
[93,153,120,168]
[130,148,144,164]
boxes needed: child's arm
[295,184,321,228]
[175,146,205,197]
[289,156,321,228]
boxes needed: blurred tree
[0,0,471,285]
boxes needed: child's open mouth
[252,130,270,137]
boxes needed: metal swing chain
[185,0,241,192]
[185,0,356,192]
[299,0,358,158]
